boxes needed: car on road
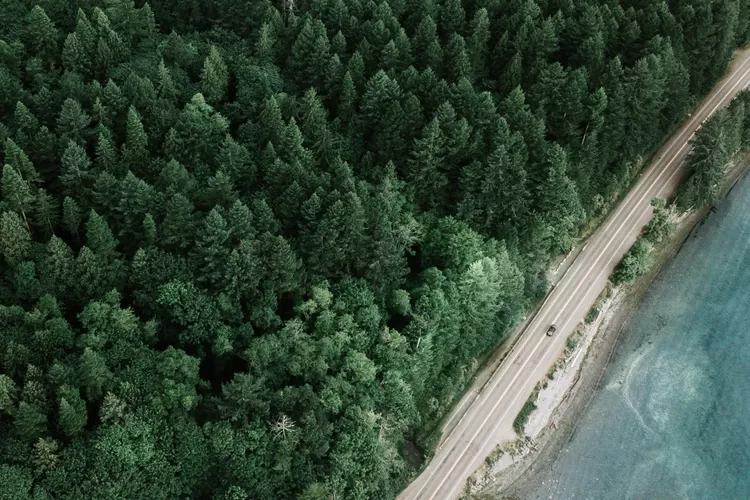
[546,325,556,336]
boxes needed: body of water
[525,169,750,499]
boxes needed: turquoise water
[526,170,750,499]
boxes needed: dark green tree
[201,46,229,103]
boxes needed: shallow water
[525,170,750,500]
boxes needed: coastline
[476,156,750,499]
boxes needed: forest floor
[473,153,750,499]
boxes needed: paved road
[398,49,750,500]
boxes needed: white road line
[426,57,750,500]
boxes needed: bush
[643,198,676,243]
[585,306,600,324]
[513,385,541,434]
[611,237,653,285]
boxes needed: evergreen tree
[63,197,83,239]
[0,211,32,266]
[2,165,34,229]
[57,98,91,145]
[95,131,119,175]
[161,194,196,249]
[217,135,256,189]
[58,386,87,436]
[122,106,150,177]
[62,33,89,75]
[12,102,39,150]
[86,209,119,259]
[60,141,93,197]
[32,188,59,237]
[408,117,446,209]
[201,46,229,103]
[14,402,47,441]
[4,138,39,185]
[26,6,58,62]
[444,34,471,83]
[192,208,231,289]
[537,144,586,253]
[289,18,332,91]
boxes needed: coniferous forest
[0,0,748,497]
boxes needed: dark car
[546,325,557,337]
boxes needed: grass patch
[513,383,542,435]
[484,444,504,468]
[585,306,600,324]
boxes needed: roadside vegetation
[0,0,749,497]
[613,90,750,287]
[513,383,541,435]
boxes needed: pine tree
[122,106,150,177]
[86,209,119,259]
[161,193,195,249]
[79,347,112,400]
[258,233,302,294]
[92,171,120,216]
[216,135,256,190]
[338,71,357,123]
[58,386,87,436]
[157,59,178,101]
[468,8,490,81]
[116,172,160,242]
[678,109,732,209]
[226,200,255,243]
[143,213,157,246]
[623,56,667,158]
[13,102,39,150]
[62,33,89,76]
[14,401,47,441]
[94,38,113,76]
[408,117,446,209]
[63,197,83,240]
[0,375,16,416]
[170,94,229,168]
[331,30,347,57]
[413,16,442,69]
[2,165,33,230]
[102,79,128,116]
[439,0,465,36]
[444,34,471,83]
[26,6,58,62]
[289,18,331,90]
[192,208,231,289]
[4,138,39,185]
[75,9,97,54]
[60,141,92,196]
[32,188,58,238]
[95,131,119,175]
[0,211,32,267]
[158,159,195,196]
[57,98,91,145]
[256,22,277,62]
[201,46,229,103]
[346,51,365,89]
[537,144,586,252]
[202,170,238,208]
[33,437,61,473]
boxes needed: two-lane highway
[398,48,750,500]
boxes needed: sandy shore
[462,158,750,499]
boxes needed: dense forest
[0,0,748,497]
